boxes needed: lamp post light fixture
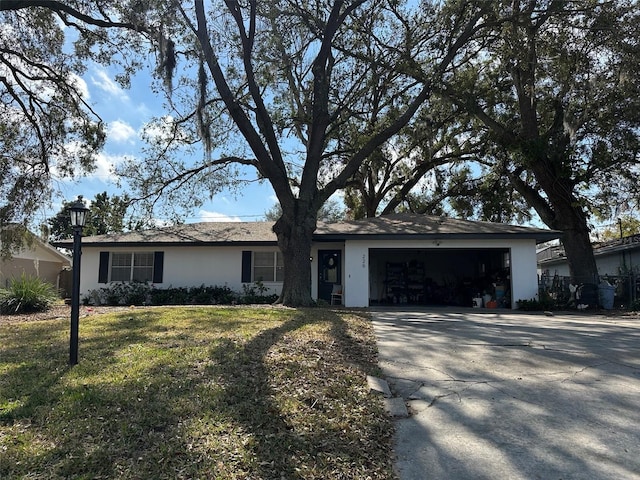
[69,196,89,366]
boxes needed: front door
[318,250,342,303]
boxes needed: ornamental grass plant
[0,274,58,314]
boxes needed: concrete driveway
[370,308,640,480]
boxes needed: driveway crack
[560,361,611,383]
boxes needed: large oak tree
[437,0,640,283]
[141,0,502,305]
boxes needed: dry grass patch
[0,307,395,479]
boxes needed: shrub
[630,299,640,312]
[84,282,277,306]
[149,286,191,305]
[189,284,236,304]
[207,285,237,304]
[517,290,561,311]
[517,296,556,311]
[0,274,58,314]
[84,282,152,306]
[239,282,278,304]
[120,282,151,305]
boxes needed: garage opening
[369,248,511,307]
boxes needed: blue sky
[44,62,278,227]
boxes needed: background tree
[46,191,144,241]
[264,200,344,224]
[392,162,533,223]
[438,0,640,283]
[596,216,640,242]
[342,96,488,219]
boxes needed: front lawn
[0,307,395,479]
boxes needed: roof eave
[53,240,279,248]
[313,232,561,243]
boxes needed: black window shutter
[98,252,109,283]
[241,251,252,283]
[153,251,164,283]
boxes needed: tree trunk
[273,214,316,307]
[515,156,600,284]
[559,227,599,284]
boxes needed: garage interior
[369,248,512,307]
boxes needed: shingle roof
[538,233,640,265]
[61,221,278,247]
[315,213,560,242]
[55,213,560,247]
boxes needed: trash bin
[599,284,615,310]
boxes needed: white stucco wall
[594,254,621,276]
[81,238,541,309]
[342,238,540,309]
[80,245,283,298]
[509,240,539,304]
[343,241,369,307]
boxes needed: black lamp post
[69,196,89,366]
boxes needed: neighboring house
[0,233,71,292]
[55,213,559,308]
[538,233,640,278]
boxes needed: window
[110,252,155,282]
[99,251,163,284]
[253,251,284,282]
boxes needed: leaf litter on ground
[0,306,396,479]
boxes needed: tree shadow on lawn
[0,308,393,479]
[0,312,189,478]
[207,308,392,479]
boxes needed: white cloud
[90,68,129,102]
[108,120,137,143]
[89,152,128,183]
[49,143,126,184]
[69,73,89,100]
[134,101,153,118]
[150,218,173,228]
[198,210,242,222]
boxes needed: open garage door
[369,248,511,307]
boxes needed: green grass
[0,307,395,479]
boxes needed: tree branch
[191,0,292,205]
[0,0,150,32]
